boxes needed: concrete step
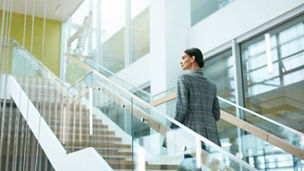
[106,160,178,170]
[64,142,131,150]
[33,103,88,112]
[48,120,107,129]
[41,113,95,121]
[61,136,122,143]
[54,129,115,136]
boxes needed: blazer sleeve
[172,75,189,127]
[212,93,220,121]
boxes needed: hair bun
[184,48,204,68]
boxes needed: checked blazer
[173,69,221,146]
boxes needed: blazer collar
[192,69,204,75]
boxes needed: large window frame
[61,0,150,77]
[203,11,304,170]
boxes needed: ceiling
[0,0,84,21]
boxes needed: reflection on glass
[241,16,304,170]
[67,0,92,56]
[64,0,151,73]
[241,16,304,133]
[131,0,150,63]
[191,0,235,26]
[98,0,126,72]
[204,50,235,102]
[64,0,149,79]
[65,56,90,85]
[65,55,151,102]
[132,100,254,171]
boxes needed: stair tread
[49,122,107,128]
[64,142,131,149]
[106,160,178,170]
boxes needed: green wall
[0,11,62,76]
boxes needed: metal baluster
[12,107,20,171]
[5,99,14,170]
[29,133,36,171]
[18,108,26,171]
[71,99,77,152]
[79,96,83,149]
[53,84,59,138]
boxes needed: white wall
[189,0,304,53]
[150,0,191,96]
[120,0,304,95]
[116,53,150,87]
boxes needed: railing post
[135,147,145,171]
[63,106,66,144]
[89,88,93,135]
[196,137,202,169]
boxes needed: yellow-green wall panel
[0,11,62,76]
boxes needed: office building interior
[0,0,303,170]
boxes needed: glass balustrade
[65,54,151,102]
[1,39,263,170]
[153,87,304,170]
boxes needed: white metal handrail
[218,96,304,138]
[152,86,304,138]
[65,54,257,170]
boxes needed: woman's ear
[191,56,196,63]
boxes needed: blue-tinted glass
[241,15,304,171]
[191,0,235,26]
[204,50,235,102]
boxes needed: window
[191,0,235,26]
[241,15,304,133]
[204,50,235,102]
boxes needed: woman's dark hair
[184,48,204,68]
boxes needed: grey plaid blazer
[173,69,221,146]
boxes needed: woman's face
[180,53,194,70]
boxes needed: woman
[173,47,221,149]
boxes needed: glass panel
[65,55,90,85]
[66,0,93,56]
[155,98,240,160]
[205,50,235,102]
[132,100,254,170]
[11,40,68,150]
[6,39,258,170]
[9,40,111,169]
[191,0,235,26]
[63,0,151,75]
[99,0,126,72]
[152,87,176,101]
[241,15,304,134]
[154,94,304,169]
[66,55,151,102]
[68,72,93,96]
[131,0,150,63]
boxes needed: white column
[88,0,93,57]
[96,0,101,65]
[150,0,191,96]
[60,21,66,80]
[124,0,132,67]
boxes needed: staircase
[15,76,178,170]
[0,39,258,170]
[66,52,304,163]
